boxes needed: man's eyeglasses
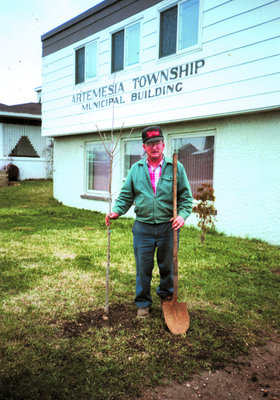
[145,141,163,148]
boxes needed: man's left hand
[170,216,185,230]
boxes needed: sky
[0,0,104,105]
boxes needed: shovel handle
[173,153,178,300]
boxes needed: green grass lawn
[0,180,279,400]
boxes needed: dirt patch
[59,304,280,400]
[61,303,141,337]
[133,339,280,400]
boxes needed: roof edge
[41,0,162,57]
[41,0,116,42]
[0,111,41,119]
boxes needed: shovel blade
[162,301,190,335]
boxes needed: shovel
[162,152,190,335]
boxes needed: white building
[0,102,52,180]
[41,0,280,245]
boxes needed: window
[75,47,85,84]
[159,0,200,58]
[112,22,140,73]
[86,142,111,192]
[3,124,45,158]
[112,30,124,72]
[123,140,143,178]
[75,41,97,84]
[172,135,214,196]
[9,136,39,158]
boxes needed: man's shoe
[137,307,149,318]
[160,296,173,309]
[161,296,173,304]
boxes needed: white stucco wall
[0,158,50,180]
[53,136,85,208]
[52,110,280,246]
[212,112,280,245]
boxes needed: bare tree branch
[96,124,113,158]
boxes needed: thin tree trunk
[105,157,113,314]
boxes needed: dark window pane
[124,140,143,177]
[112,30,124,72]
[90,156,110,191]
[173,136,215,196]
[75,47,85,84]
[160,6,177,58]
[87,145,111,192]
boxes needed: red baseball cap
[142,126,164,144]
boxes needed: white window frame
[158,0,202,59]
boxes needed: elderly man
[105,126,193,317]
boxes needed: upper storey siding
[41,0,280,136]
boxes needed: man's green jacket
[112,157,193,224]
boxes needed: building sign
[71,59,205,112]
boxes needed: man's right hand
[105,212,119,226]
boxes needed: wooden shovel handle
[173,153,178,299]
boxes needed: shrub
[5,163,20,181]
[193,183,217,243]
